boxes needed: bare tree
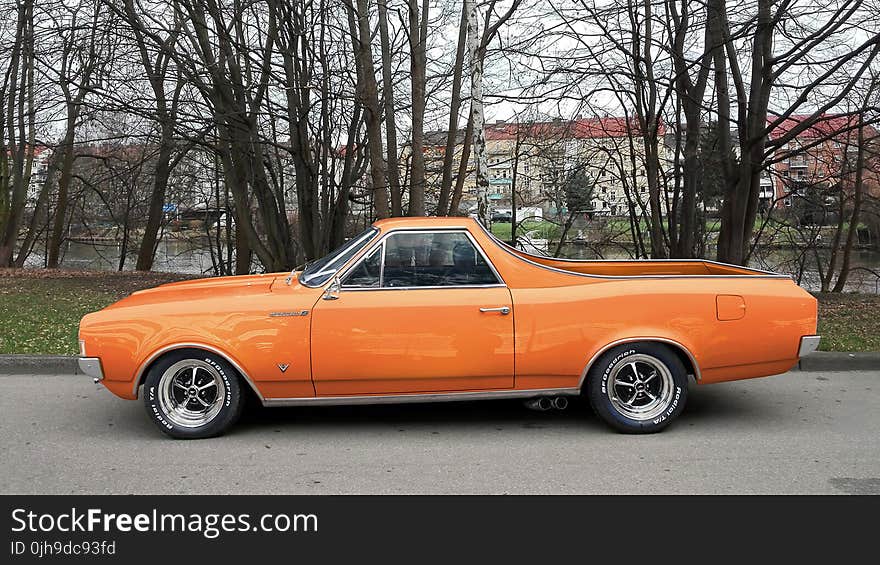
[349,0,390,220]
[111,0,189,271]
[406,0,429,216]
[45,0,111,268]
[378,0,403,216]
[0,0,35,267]
[436,1,470,215]
[715,0,880,265]
[467,0,522,226]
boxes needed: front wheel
[143,350,244,439]
[586,342,688,433]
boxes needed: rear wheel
[143,350,244,439]
[586,342,688,433]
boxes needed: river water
[24,236,880,293]
[25,238,220,275]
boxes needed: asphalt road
[1,370,878,494]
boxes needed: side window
[381,232,500,287]
[342,246,381,288]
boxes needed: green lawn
[490,220,561,241]
[815,292,880,352]
[0,270,876,354]
[0,270,193,355]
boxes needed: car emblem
[278,363,289,373]
[269,310,309,317]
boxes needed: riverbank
[1,269,877,355]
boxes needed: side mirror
[323,276,341,300]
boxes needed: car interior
[343,231,500,288]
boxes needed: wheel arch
[132,343,264,403]
[578,337,701,392]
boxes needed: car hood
[102,272,291,310]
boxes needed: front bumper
[78,357,104,382]
[798,335,821,358]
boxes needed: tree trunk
[668,0,712,258]
[626,0,666,258]
[436,2,469,215]
[832,114,868,292]
[135,140,173,271]
[717,0,775,264]
[352,0,389,219]
[509,132,521,245]
[124,0,184,272]
[407,0,429,217]
[46,117,78,268]
[0,0,35,267]
[448,117,474,215]
[378,0,402,216]
[466,0,489,225]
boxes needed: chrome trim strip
[337,227,506,290]
[262,387,580,407]
[378,240,386,287]
[475,221,790,280]
[798,335,821,357]
[577,337,703,388]
[131,343,265,401]
[342,284,507,292]
[78,357,104,381]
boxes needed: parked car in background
[79,217,819,438]
[491,210,512,222]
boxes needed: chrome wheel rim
[158,360,226,428]
[607,354,674,421]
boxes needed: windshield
[299,227,378,287]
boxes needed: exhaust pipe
[524,397,554,411]
[552,396,569,410]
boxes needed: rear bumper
[798,335,821,358]
[78,357,104,382]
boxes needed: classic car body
[78,217,820,437]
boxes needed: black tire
[585,342,688,433]
[143,349,244,439]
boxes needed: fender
[132,342,265,402]
[578,337,702,390]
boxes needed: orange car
[78,217,820,438]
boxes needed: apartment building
[768,114,880,208]
[424,117,664,216]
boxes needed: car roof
[372,216,480,230]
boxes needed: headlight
[79,339,87,357]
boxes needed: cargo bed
[503,245,787,278]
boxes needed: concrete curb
[797,352,880,372]
[0,351,876,375]
[0,355,79,375]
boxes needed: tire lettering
[600,349,636,394]
[148,386,173,429]
[652,386,682,424]
[204,357,233,408]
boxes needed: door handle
[479,306,510,315]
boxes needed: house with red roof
[765,114,880,209]
[424,117,666,216]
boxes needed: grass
[0,270,877,354]
[490,220,561,241]
[0,269,194,355]
[815,292,880,353]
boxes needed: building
[1,145,52,206]
[424,117,667,217]
[767,114,880,208]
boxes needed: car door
[310,229,514,396]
